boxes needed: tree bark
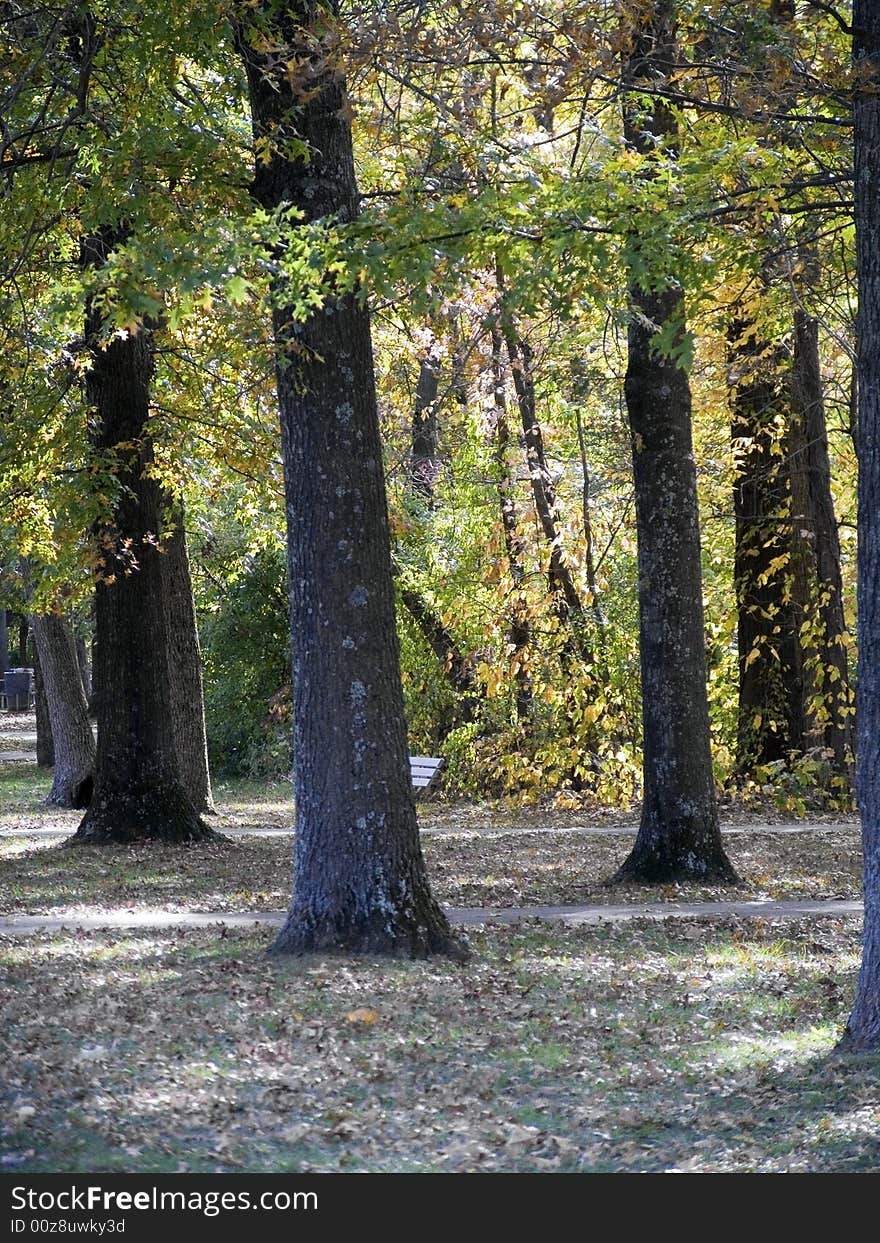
[790,308,854,779]
[840,0,880,1050]
[730,327,807,770]
[32,642,55,769]
[160,507,215,812]
[491,326,532,722]
[31,613,94,806]
[72,235,214,844]
[611,0,736,884]
[410,342,441,500]
[237,2,466,959]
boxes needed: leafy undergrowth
[1,917,877,1173]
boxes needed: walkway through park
[0,897,863,938]
[1,711,864,937]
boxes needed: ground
[1,713,878,1173]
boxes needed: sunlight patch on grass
[693,1024,838,1072]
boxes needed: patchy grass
[0,826,862,915]
[0,917,877,1173]
[0,763,52,815]
[0,735,874,1174]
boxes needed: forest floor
[1,713,878,1174]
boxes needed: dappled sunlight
[1,917,878,1172]
[0,793,874,1172]
[0,820,863,919]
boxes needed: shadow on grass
[0,916,877,1173]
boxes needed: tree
[72,233,214,843]
[789,301,853,779]
[840,0,880,1051]
[611,0,737,884]
[33,645,55,769]
[160,507,215,813]
[236,0,467,958]
[729,312,807,771]
[30,611,94,807]
[722,0,853,785]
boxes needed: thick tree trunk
[612,0,736,884]
[790,309,853,779]
[72,243,214,844]
[840,0,880,1051]
[160,507,215,813]
[730,329,807,770]
[237,3,466,959]
[31,613,94,806]
[32,643,55,769]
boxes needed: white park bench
[409,755,444,798]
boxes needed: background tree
[72,288,213,843]
[160,507,214,813]
[30,610,94,807]
[611,0,736,883]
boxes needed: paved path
[0,897,862,938]
[0,820,861,840]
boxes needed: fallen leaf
[345,1007,380,1026]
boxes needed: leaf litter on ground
[1,917,878,1174]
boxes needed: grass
[0,824,863,913]
[1,918,878,1173]
[0,731,876,1173]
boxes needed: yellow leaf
[345,1007,379,1026]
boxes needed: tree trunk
[574,402,609,659]
[17,615,28,666]
[31,613,94,806]
[87,628,98,716]
[611,0,736,884]
[32,643,55,769]
[491,326,532,722]
[497,296,587,640]
[790,308,854,779]
[399,341,479,729]
[730,327,807,770]
[72,237,214,844]
[410,342,441,500]
[237,3,466,959]
[160,506,215,813]
[840,0,880,1050]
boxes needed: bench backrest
[409,755,444,797]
